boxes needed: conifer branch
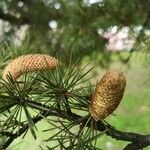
[1,101,150,149]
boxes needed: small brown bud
[89,70,126,121]
[3,54,59,80]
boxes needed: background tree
[0,0,149,63]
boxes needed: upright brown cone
[3,54,59,80]
[89,70,126,121]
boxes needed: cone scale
[3,54,59,80]
[89,70,126,121]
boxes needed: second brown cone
[89,70,126,121]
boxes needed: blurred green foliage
[0,0,149,65]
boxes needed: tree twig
[1,101,150,150]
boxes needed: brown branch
[103,124,150,150]
[1,101,150,149]
[1,110,59,149]
[0,129,13,137]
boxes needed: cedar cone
[3,54,59,80]
[89,70,126,121]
